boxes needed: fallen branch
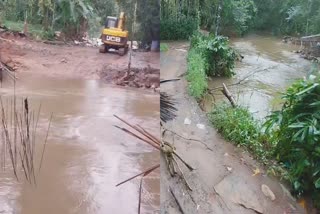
[116,164,160,187]
[169,186,185,214]
[209,66,277,92]
[172,156,192,191]
[162,128,213,151]
[114,125,160,150]
[114,115,160,214]
[160,78,180,84]
[221,83,236,107]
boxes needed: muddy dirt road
[0,36,159,88]
[160,41,305,213]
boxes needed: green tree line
[161,0,320,40]
[0,0,160,46]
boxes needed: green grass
[186,48,208,99]
[160,43,169,52]
[209,103,275,164]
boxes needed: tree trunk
[215,0,223,36]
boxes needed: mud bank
[100,66,160,90]
[0,34,159,89]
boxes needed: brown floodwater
[0,74,160,214]
[205,34,318,119]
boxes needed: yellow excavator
[99,12,129,56]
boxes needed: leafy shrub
[186,48,208,99]
[264,74,320,206]
[190,33,236,77]
[209,103,274,163]
[160,16,198,40]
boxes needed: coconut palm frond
[160,92,177,123]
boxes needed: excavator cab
[105,17,118,28]
[99,12,129,56]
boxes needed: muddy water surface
[0,74,160,214]
[206,34,317,118]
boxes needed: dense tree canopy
[160,0,320,40]
[0,0,160,45]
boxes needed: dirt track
[160,43,306,214]
[0,35,159,88]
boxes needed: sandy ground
[0,34,159,88]
[160,44,306,214]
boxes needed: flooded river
[205,34,317,119]
[0,74,160,214]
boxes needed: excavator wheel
[118,47,126,56]
[99,44,108,53]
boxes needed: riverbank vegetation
[209,104,273,164]
[161,0,320,39]
[0,0,160,46]
[187,32,236,99]
[209,73,320,208]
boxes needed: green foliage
[161,0,257,38]
[0,0,159,44]
[264,74,320,206]
[186,48,208,99]
[254,0,320,35]
[190,32,236,77]
[209,103,274,163]
[222,0,257,35]
[160,16,198,40]
[186,32,236,99]
[160,43,169,52]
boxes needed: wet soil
[100,66,160,89]
[0,34,159,89]
[160,42,306,213]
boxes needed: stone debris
[184,118,191,125]
[261,184,276,201]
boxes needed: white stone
[184,118,191,125]
[196,123,205,129]
[261,184,276,201]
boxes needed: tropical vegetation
[0,0,160,45]
[161,0,320,39]
[187,32,236,99]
